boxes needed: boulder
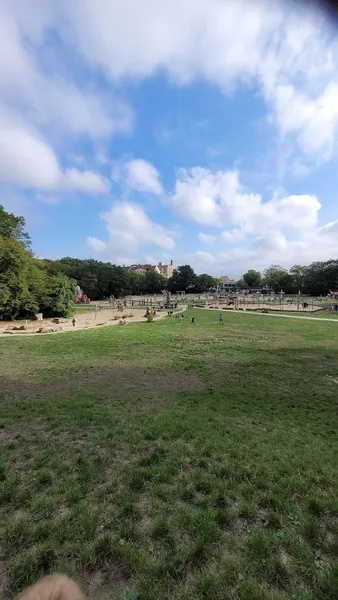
[37,326,63,334]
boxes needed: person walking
[191,316,196,325]
[219,313,224,325]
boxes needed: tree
[0,205,31,247]
[303,260,338,296]
[0,237,38,319]
[143,270,166,294]
[43,273,75,318]
[263,265,293,293]
[289,265,308,292]
[0,207,74,320]
[236,279,246,290]
[126,271,145,296]
[196,274,218,292]
[243,270,262,287]
[167,265,198,292]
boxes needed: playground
[0,307,171,336]
[0,291,185,336]
[1,310,337,600]
[2,288,338,338]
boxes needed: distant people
[219,313,224,324]
[191,316,195,325]
[72,318,77,327]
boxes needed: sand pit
[206,301,322,312]
[0,307,182,337]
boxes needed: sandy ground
[206,302,321,312]
[0,307,185,337]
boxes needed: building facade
[157,260,174,279]
[128,260,173,278]
[218,275,237,292]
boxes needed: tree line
[42,261,219,299]
[1,205,337,320]
[0,206,74,320]
[238,264,338,296]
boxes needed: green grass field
[259,310,338,319]
[1,310,338,600]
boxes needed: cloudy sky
[1,0,338,277]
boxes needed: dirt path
[0,307,187,337]
[199,307,338,323]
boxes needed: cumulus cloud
[63,168,110,194]
[0,115,110,194]
[2,0,338,268]
[0,2,133,140]
[2,0,337,166]
[0,0,133,201]
[85,161,336,275]
[199,233,216,244]
[86,202,175,257]
[112,158,163,195]
[171,168,259,226]
[221,229,245,243]
[1,0,338,198]
[189,218,338,276]
[15,0,335,163]
[86,237,108,252]
[0,113,61,189]
[170,167,321,237]
[169,165,337,276]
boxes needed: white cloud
[271,82,338,161]
[86,237,108,252]
[2,0,338,174]
[86,202,175,257]
[170,167,321,237]
[22,0,336,163]
[0,1,133,198]
[170,168,260,228]
[64,168,110,194]
[2,0,338,268]
[199,233,216,244]
[0,1,133,139]
[112,158,163,195]
[221,229,245,243]
[0,113,61,189]
[0,113,109,195]
[169,164,337,276]
[191,221,338,276]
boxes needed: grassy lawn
[264,310,338,319]
[1,310,338,600]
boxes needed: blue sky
[1,0,338,277]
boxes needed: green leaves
[0,207,74,319]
